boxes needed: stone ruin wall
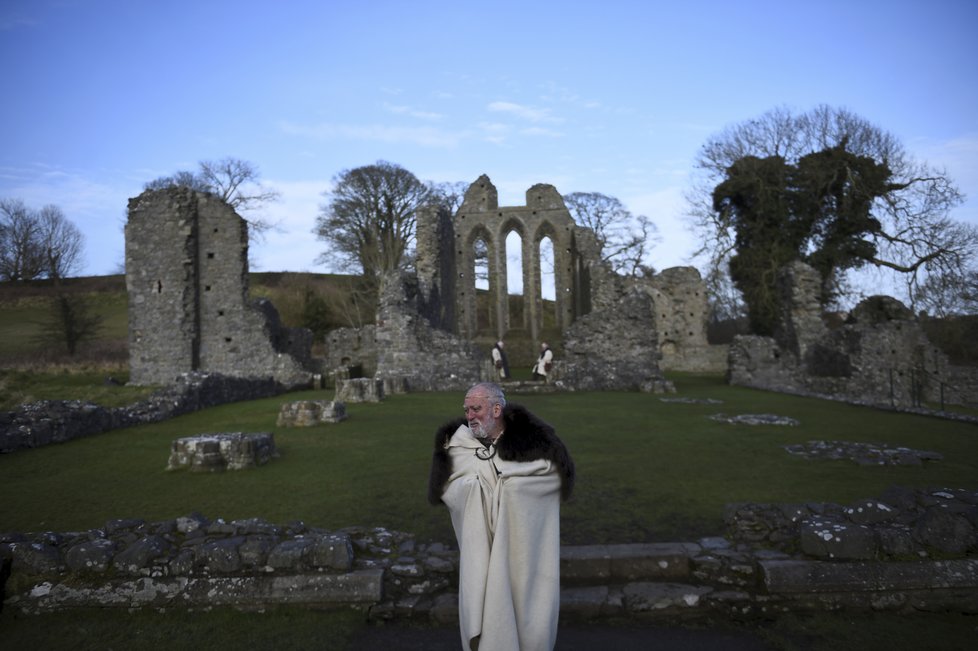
[645,266,728,373]
[332,174,724,393]
[324,325,378,378]
[372,272,483,393]
[126,188,316,388]
[729,260,976,409]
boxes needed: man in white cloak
[428,382,575,651]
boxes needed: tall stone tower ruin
[125,188,314,387]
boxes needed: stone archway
[450,176,578,344]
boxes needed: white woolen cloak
[429,406,574,651]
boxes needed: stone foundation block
[608,543,694,581]
[166,432,276,471]
[336,378,384,403]
[622,582,713,613]
[800,518,877,559]
[276,400,347,426]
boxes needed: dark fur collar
[427,403,574,505]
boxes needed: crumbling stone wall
[126,188,315,388]
[725,486,978,560]
[329,175,723,393]
[559,283,675,393]
[645,266,726,372]
[728,261,967,409]
[5,504,977,619]
[0,373,287,454]
[324,325,378,377]
[373,272,482,392]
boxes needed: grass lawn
[2,374,977,648]
[2,373,976,544]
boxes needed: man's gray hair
[467,382,506,408]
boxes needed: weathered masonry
[125,188,315,387]
[325,174,724,393]
[418,177,581,342]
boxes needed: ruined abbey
[123,177,974,410]
[326,175,729,394]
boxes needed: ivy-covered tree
[690,105,975,316]
[712,155,797,334]
[713,142,903,334]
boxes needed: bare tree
[198,158,280,214]
[0,199,84,281]
[143,157,280,242]
[36,205,83,280]
[142,170,209,193]
[314,161,431,293]
[0,199,99,352]
[688,104,975,310]
[34,293,103,355]
[0,198,43,281]
[913,266,978,317]
[428,181,470,214]
[563,191,659,276]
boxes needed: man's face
[463,391,501,439]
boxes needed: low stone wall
[0,372,290,454]
[3,496,977,620]
[725,486,978,559]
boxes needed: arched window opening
[473,237,491,333]
[539,237,556,329]
[506,230,524,328]
[506,231,523,296]
[473,238,489,291]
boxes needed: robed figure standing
[428,382,575,651]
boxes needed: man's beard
[470,418,490,439]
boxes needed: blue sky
[2,0,976,283]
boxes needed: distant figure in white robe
[491,340,510,380]
[531,342,553,381]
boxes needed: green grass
[0,369,156,410]
[0,606,368,650]
[2,375,977,648]
[1,603,975,650]
[2,374,976,545]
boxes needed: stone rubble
[725,486,978,559]
[660,397,724,404]
[0,372,289,454]
[710,413,801,426]
[783,440,944,466]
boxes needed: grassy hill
[0,272,367,370]
[1,272,973,402]
[0,272,565,374]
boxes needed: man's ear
[492,403,502,417]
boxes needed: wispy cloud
[383,102,444,121]
[0,163,134,274]
[278,121,464,148]
[520,126,564,138]
[488,101,556,123]
[476,122,511,144]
